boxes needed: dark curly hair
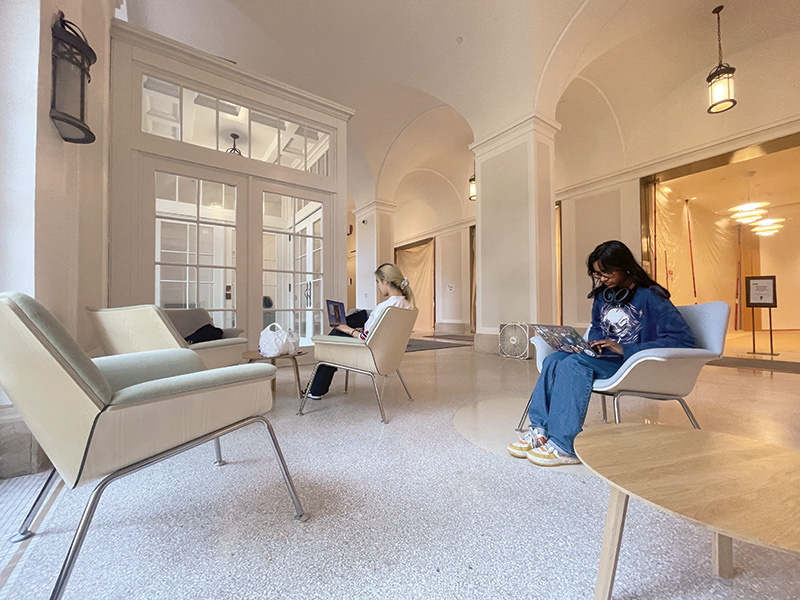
[586,240,668,299]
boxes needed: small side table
[242,350,308,399]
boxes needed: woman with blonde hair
[305,263,415,399]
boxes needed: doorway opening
[641,132,800,361]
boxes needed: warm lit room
[1,1,799,599]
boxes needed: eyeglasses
[592,269,620,278]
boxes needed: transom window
[141,75,330,176]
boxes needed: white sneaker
[507,427,547,458]
[526,440,580,466]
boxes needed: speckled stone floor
[1,347,799,599]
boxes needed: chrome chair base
[299,362,413,424]
[10,416,306,600]
[515,390,699,432]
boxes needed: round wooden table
[242,350,307,398]
[575,423,800,600]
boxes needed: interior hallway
[1,346,799,599]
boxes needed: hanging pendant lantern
[50,11,97,143]
[706,5,736,114]
[226,133,243,155]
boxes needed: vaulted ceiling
[126,0,800,211]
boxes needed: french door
[248,179,327,346]
[139,157,330,345]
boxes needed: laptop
[325,299,347,327]
[531,324,617,358]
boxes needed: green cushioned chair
[0,292,307,600]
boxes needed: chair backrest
[365,307,419,375]
[164,308,214,338]
[0,293,112,487]
[677,301,730,357]
[87,305,186,355]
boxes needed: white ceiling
[126,0,800,212]
[662,143,800,220]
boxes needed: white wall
[0,0,109,351]
[0,1,39,300]
[759,222,800,330]
[477,142,531,331]
[36,0,111,350]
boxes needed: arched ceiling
[124,0,800,210]
[126,0,536,204]
[540,0,800,123]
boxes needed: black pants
[308,310,368,396]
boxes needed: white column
[470,113,560,353]
[353,199,396,307]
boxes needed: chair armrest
[311,335,366,347]
[93,349,206,394]
[221,328,244,338]
[107,363,277,406]
[190,337,248,350]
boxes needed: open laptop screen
[326,299,346,327]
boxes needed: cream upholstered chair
[87,304,247,369]
[298,307,419,423]
[516,301,730,431]
[0,293,306,600]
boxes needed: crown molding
[111,19,355,123]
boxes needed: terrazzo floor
[1,346,799,599]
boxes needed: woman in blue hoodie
[508,240,696,466]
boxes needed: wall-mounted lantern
[468,174,476,201]
[50,11,97,143]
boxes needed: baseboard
[0,415,51,478]
[434,322,471,335]
[474,332,499,354]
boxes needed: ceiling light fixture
[707,5,736,114]
[750,218,785,228]
[226,133,242,155]
[728,201,769,213]
[731,210,767,223]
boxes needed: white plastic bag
[258,323,299,357]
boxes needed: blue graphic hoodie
[588,286,697,361]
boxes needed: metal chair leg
[256,416,308,522]
[368,373,387,423]
[613,394,622,424]
[677,398,701,429]
[213,438,226,466]
[9,467,59,543]
[344,369,349,393]
[48,416,306,600]
[298,362,322,415]
[516,394,533,432]
[600,395,608,423]
[396,369,413,401]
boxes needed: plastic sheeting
[654,188,738,331]
[395,239,435,332]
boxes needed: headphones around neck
[602,285,636,306]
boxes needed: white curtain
[396,239,435,332]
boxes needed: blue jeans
[527,352,624,456]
